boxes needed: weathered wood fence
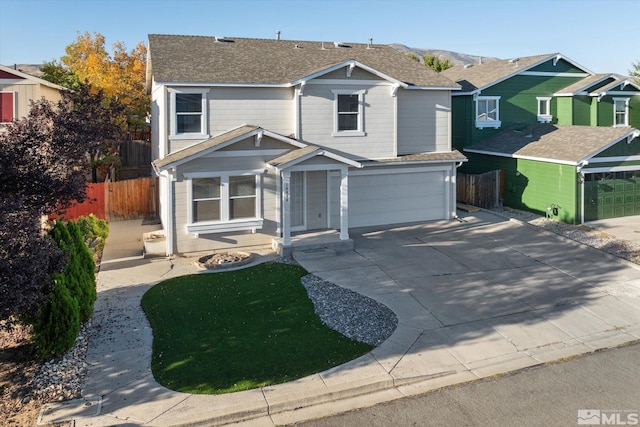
[58,177,158,222]
[457,170,503,208]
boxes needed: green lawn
[141,262,373,394]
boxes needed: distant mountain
[4,64,44,76]
[390,44,499,67]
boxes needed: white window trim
[475,96,501,129]
[613,97,630,127]
[536,97,553,123]
[0,91,16,124]
[331,89,367,137]
[168,88,210,139]
[186,171,263,235]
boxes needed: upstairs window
[613,98,629,127]
[537,97,552,123]
[0,92,15,123]
[332,89,366,136]
[475,96,501,129]
[169,88,209,138]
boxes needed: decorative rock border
[195,251,254,270]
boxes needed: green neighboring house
[442,53,640,224]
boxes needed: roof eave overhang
[153,126,307,172]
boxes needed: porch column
[282,170,292,247]
[339,167,349,241]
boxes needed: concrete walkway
[43,212,640,426]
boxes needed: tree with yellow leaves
[41,31,149,131]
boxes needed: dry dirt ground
[0,323,64,427]
[1,211,639,426]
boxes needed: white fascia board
[363,158,467,167]
[262,129,308,148]
[158,127,309,172]
[404,85,461,91]
[291,60,409,89]
[272,149,362,170]
[583,164,640,174]
[156,81,291,88]
[463,148,579,166]
[584,131,640,160]
[552,54,595,75]
[553,74,617,96]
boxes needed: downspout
[165,168,175,256]
[577,160,588,224]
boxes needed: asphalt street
[294,342,640,427]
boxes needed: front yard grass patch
[141,262,373,394]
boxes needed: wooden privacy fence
[58,177,158,222]
[457,170,503,209]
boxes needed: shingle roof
[555,73,615,95]
[268,145,321,167]
[441,53,559,93]
[153,125,260,171]
[464,124,637,164]
[147,34,459,88]
[366,150,467,164]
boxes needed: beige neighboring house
[0,64,67,125]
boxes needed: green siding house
[442,53,640,223]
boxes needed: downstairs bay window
[187,173,263,235]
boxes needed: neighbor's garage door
[584,171,640,221]
[348,169,447,228]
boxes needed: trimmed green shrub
[32,274,80,357]
[77,214,109,240]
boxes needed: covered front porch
[268,145,362,257]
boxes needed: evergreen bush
[32,274,80,357]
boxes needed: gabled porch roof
[267,145,362,170]
[152,124,306,173]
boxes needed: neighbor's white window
[613,98,629,127]
[332,89,366,136]
[537,97,552,123]
[190,175,259,224]
[475,96,501,129]
[169,88,210,138]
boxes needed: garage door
[347,169,447,228]
[584,171,640,221]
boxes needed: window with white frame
[190,175,259,225]
[537,97,552,123]
[0,91,15,123]
[613,98,629,127]
[169,88,209,138]
[475,96,501,129]
[332,89,366,136]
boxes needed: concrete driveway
[296,210,640,394]
[588,216,640,243]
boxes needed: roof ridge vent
[464,64,473,69]
[334,41,350,48]
[214,36,227,42]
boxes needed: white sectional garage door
[348,169,447,228]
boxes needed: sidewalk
[39,213,640,426]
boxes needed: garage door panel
[349,170,446,227]
[585,174,640,220]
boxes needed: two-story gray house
[146,35,465,256]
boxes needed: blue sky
[0,0,638,76]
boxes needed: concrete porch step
[293,247,338,261]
